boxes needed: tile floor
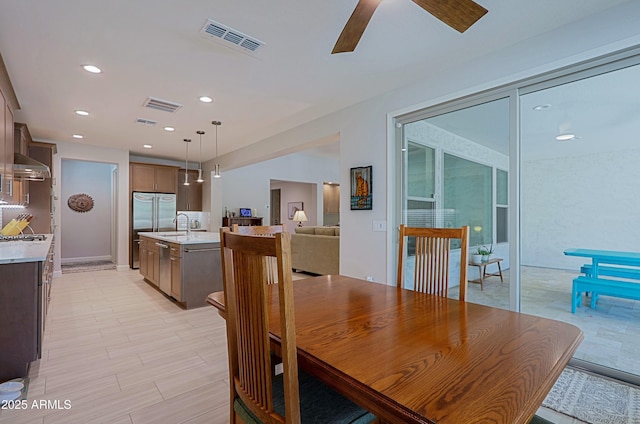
[455,266,640,377]
[0,268,589,423]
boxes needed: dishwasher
[155,241,172,295]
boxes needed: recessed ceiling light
[75,110,89,116]
[199,96,213,103]
[533,104,551,111]
[143,144,153,149]
[82,64,102,74]
[72,134,84,139]
[555,133,577,141]
[163,126,175,132]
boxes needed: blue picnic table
[564,248,640,312]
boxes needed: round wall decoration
[67,193,94,213]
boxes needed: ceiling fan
[332,0,488,54]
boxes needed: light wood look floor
[0,269,576,423]
[0,269,230,424]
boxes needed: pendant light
[196,130,205,182]
[212,120,222,178]
[183,138,191,186]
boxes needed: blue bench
[564,248,640,313]
[572,276,640,313]
[580,264,640,280]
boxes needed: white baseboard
[116,265,131,272]
[61,255,112,264]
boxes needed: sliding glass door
[519,61,640,380]
[398,97,511,306]
[395,49,640,381]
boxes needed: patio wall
[521,148,640,270]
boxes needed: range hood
[13,153,51,180]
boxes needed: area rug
[61,260,116,274]
[542,368,640,423]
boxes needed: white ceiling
[0,0,631,162]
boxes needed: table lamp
[293,210,308,227]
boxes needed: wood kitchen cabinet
[1,87,14,201]
[130,163,178,193]
[0,239,54,381]
[0,89,4,198]
[177,169,202,211]
[139,237,159,287]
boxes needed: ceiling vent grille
[143,97,183,113]
[200,19,265,53]
[136,118,157,126]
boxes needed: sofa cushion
[315,227,336,236]
[295,227,315,234]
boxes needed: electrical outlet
[366,276,374,282]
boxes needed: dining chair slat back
[219,227,376,424]
[397,225,469,301]
[220,227,300,422]
[232,224,285,285]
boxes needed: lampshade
[293,210,308,227]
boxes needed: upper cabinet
[177,169,203,211]
[130,163,178,193]
[0,89,5,200]
[0,88,14,202]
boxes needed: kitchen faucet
[173,213,191,235]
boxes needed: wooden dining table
[208,274,583,424]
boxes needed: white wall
[208,2,640,284]
[60,160,114,262]
[211,150,338,233]
[52,141,130,274]
[522,149,640,270]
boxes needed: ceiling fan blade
[411,0,488,33]
[332,0,384,54]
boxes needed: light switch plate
[372,220,386,232]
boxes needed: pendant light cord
[212,121,222,178]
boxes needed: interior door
[270,189,281,225]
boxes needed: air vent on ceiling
[136,118,157,126]
[143,97,183,113]
[200,19,265,53]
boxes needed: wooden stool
[468,257,504,290]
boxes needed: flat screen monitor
[240,208,252,217]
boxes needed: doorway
[60,159,117,268]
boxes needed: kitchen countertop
[138,231,220,245]
[0,235,53,264]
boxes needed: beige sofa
[291,226,339,275]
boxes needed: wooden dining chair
[232,224,285,285]
[219,227,376,424]
[397,225,470,301]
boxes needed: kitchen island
[138,231,222,309]
[0,235,54,381]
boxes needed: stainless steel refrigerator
[131,192,177,268]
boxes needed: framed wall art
[350,166,372,210]
[288,202,303,219]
